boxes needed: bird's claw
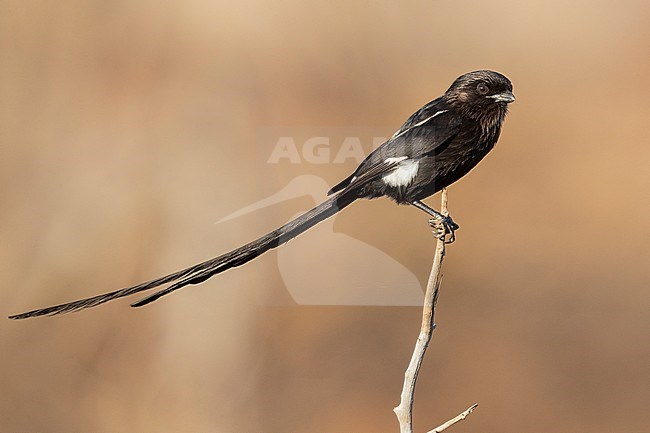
[428,215,459,244]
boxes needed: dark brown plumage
[330,70,514,203]
[9,70,514,319]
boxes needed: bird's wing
[389,97,444,139]
[385,108,460,158]
[333,109,461,194]
[328,99,448,195]
[341,158,407,193]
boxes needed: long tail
[9,190,359,319]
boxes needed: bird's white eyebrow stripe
[392,110,448,140]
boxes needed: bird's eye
[476,83,489,95]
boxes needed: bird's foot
[428,215,459,244]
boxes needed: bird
[9,70,515,319]
[216,174,425,306]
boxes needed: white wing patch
[391,110,448,140]
[382,158,420,188]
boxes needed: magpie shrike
[10,70,514,319]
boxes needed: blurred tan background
[2,1,649,432]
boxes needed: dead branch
[393,188,477,433]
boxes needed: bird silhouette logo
[217,175,424,306]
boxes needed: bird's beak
[488,90,515,103]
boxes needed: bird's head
[444,70,515,124]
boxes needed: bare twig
[393,189,478,433]
[427,404,478,433]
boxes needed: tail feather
[8,191,357,319]
[131,190,357,307]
